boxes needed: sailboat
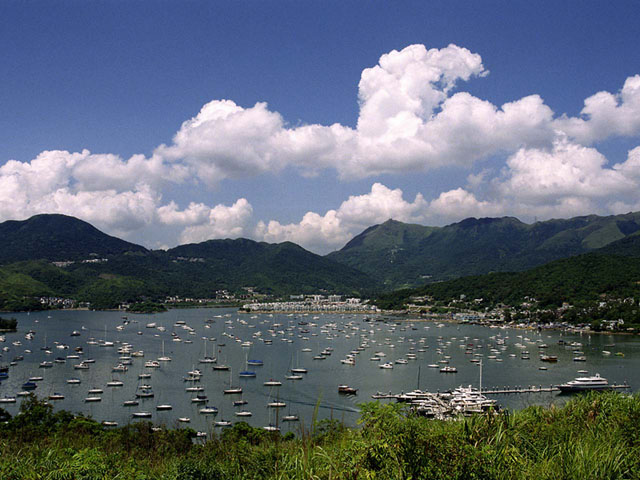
[214,398,232,427]
[158,340,171,362]
[223,368,242,394]
[101,326,114,347]
[213,345,230,370]
[290,350,308,374]
[199,338,216,364]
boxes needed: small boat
[214,419,232,427]
[234,410,252,417]
[379,362,393,369]
[132,412,152,418]
[191,394,208,403]
[102,421,118,427]
[439,366,457,373]
[224,387,243,394]
[48,393,65,400]
[263,380,282,387]
[338,385,358,395]
[178,417,191,423]
[0,396,16,403]
[66,378,81,384]
[22,381,37,390]
[238,371,256,378]
[107,380,124,387]
[285,374,303,380]
[282,414,299,422]
[540,355,558,363]
[156,404,173,411]
[267,401,286,408]
[123,400,139,406]
[85,396,102,402]
[136,387,154,398]
[199,406,219,414]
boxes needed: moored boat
[556,373,610,392]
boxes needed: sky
[1,0,640,254]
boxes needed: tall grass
[1,392,640,479]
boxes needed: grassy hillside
[1,392,639,479]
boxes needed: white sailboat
[158,340,171,362]
[223,368,242,394]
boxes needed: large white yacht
[556,373,609,392]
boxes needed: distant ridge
[0,214,377,310]
[0,214,147,264]
[327,212,640,288]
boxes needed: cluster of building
[39,297,86,309]
[51,258,108,268]
[242,295,377,313]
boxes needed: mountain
[377,249,640,311]
[0,214,147,264]
[0,215,377,310]
[376,228,640,309]
[327,212,640,288]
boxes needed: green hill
[376,233,640,310]
[0,214,147,264]
[0,216,378,310]
[328,212,640,288]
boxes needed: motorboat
[556,374,610,392]
[338,385,358,395]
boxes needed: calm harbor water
[1,308,638,435]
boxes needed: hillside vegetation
[0,214,146,263]
[376,232,640,310]
[328,213,640,288]
[1,392,639,479]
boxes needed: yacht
[556,374,610,392]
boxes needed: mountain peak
[0,214,146,264]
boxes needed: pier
[480,383,630,395]
[373,383,630,400]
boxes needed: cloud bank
[1,44,639,253]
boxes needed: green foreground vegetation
[2,392,640,479]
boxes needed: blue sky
[1,1,640,253]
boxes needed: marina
[0,307,637,433]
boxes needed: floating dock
[480,383,630,395]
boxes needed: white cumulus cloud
[1,43,640,253]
